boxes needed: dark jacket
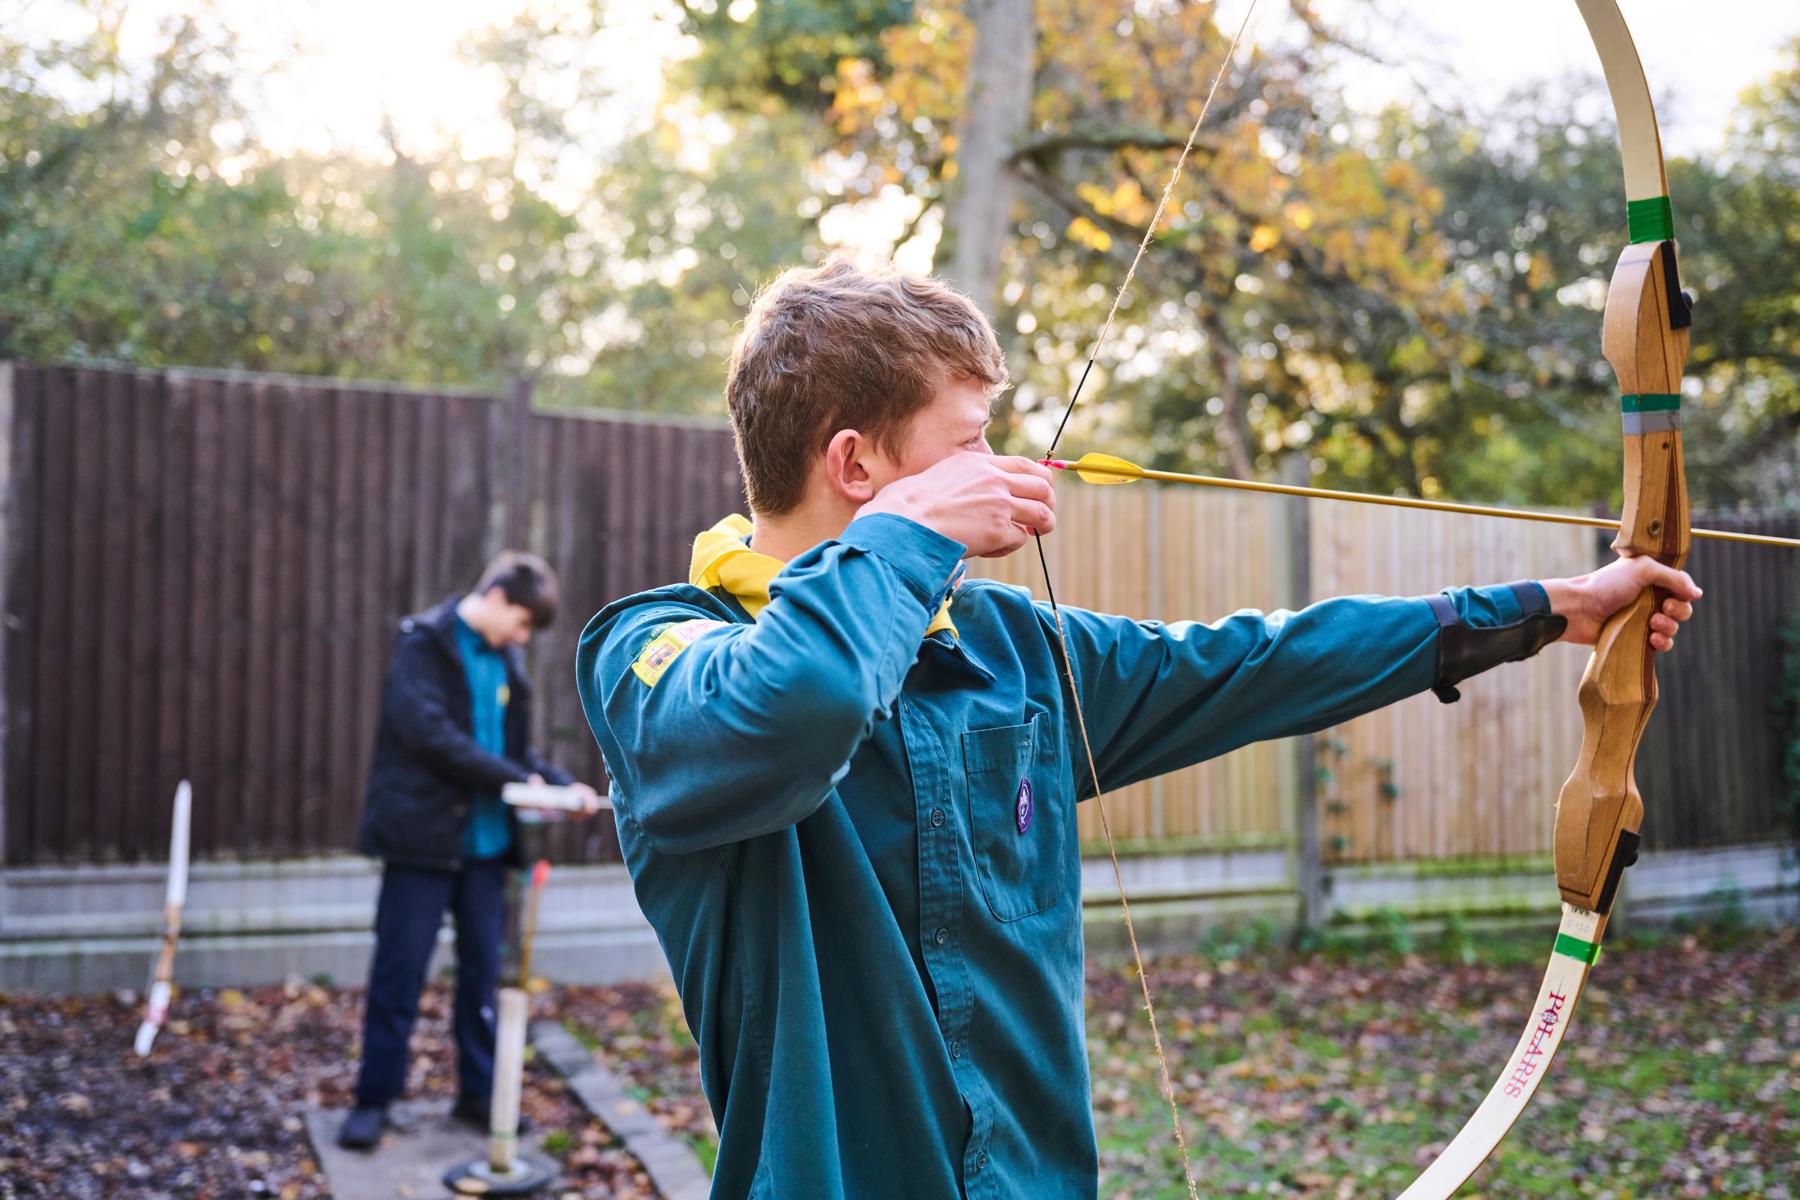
[358,597,572,870]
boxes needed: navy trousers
[353,859,508,1109]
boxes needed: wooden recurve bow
[1392,3,1691,1193]
[1033,2,1693,1196]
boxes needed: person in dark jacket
[339,551,598,1150]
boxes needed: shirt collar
[453,610,499,654]
[690,514,958,639]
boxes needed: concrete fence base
[2,843,1793,994]
[0,855,667,994]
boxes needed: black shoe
[336,1104,385,1149]
[450,1095,533,1134]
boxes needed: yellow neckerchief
[690,514,957,638]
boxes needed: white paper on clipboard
[501,781,611,812]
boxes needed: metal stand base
[442,1153,556,1196]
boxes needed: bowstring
[1034,4,1262,1196]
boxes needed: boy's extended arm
[580,514,966,855]
[1053,583,1562,794]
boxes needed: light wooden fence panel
[974,477,1610,861]
[969,482,1297,850]
[1309,503,1597,863]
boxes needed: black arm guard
[1426,582,1567,704]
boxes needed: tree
[832,1,1465,486]
[942,0,1033,313]
[0,8,587,385]
[823,3,1799,509]
[1,0,1792,511]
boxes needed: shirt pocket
[962,715,1066,922]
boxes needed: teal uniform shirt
[576,513,1545,1200]
[454,614,513,861]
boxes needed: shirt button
[934,927,949,946]
[949,1040,961,1059]
[929,807,945,827]
[973,1152,987,1171]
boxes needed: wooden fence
[1636,513,1800,851]
[971,482,1300,851]
[973,478,1799,863]
[3,361,1793,866]
[0,364,739,865]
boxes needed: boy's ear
[823,428,879,505]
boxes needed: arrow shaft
[1045,458,1797,549]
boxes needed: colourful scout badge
[632,618,728,687]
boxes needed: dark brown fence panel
[323,386,361,854]
[185,378,225,863]
[1636,512,1800,851]
[4,365,41,865]
[125,375,162,858]
[2,366,510,863]
[2,364,738,866]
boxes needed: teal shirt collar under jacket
[576,513,1537,1200]
[454,613,512,861]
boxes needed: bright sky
[8,0,684,161]
[9,0,1797,173]
[1302,0,1796,157]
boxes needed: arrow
[1044,453,1800,549]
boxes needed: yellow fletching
[1072,452,1144,485]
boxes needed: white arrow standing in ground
[134,780,192,1057]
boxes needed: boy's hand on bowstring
[857,453,1056,560]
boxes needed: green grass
[555,925,1796,1196]
[1086,925,1798,1197]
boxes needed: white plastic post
[487,987,530,1172]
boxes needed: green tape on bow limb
[1626,196,1675,244]
[1621,393,1681,412]
[1554,932,1602,965]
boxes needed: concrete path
[531,1020,712,1200]
[303,1098,558,1200]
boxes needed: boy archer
[577,258,1698,1199]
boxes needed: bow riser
[1555,603,1654,912]
[1553,238,1692,914]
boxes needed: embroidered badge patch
[1015,776,1034,835]
[631,619,728,688]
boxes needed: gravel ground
[0,980,658,1200]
